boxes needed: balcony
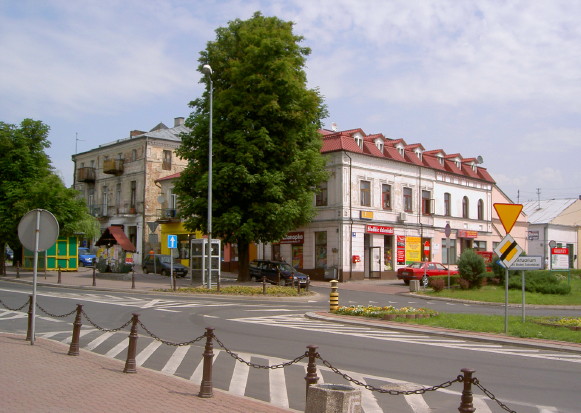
[103,159,124,175]
[156,208,179,222]
[76,167,96,183]
[90,205,106,218]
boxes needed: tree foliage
[175,12,328,281]
[0,119,99,272]
[457,249,486,288]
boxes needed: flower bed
[535,317,581,331]
[333,305,438,320]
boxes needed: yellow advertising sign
[405,236,421,263]
[493,203,523,234]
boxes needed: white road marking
[162,345,190,375]
[229,352,250,396]
[135,340,162,366]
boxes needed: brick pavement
[0,332,296,413]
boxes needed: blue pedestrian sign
[167,234,178,249]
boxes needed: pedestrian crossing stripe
[493,234,523,268]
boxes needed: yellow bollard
[329,280,339,311]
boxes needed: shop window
[315,231,327,268]
[403,187,413,212]
[382,184,391,210]
[316,181,328,206]
[442,238,457,265]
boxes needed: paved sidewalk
[0,332,296,413]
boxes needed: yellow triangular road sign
[494,203,523,234]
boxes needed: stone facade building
[71,117,189,265]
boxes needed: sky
[1,0,580,203]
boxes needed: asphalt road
[0,280,579,412]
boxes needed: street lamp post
[203,64,213,289]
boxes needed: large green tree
[175,12,328,281]
[0,119,99,273]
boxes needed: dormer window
[353,132,363,149]
[472,163,477,172]
[437,155,444,165]
[375,139,383,152]
[396,144,405,157]
[455,159,461,169]
[415,149,422,161]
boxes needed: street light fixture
[202,64,213,288]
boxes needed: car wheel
[421,275,429,286]
[79,261,85,267]
[161,269,168,277]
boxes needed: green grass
[155,285,315,296]
[396,313,581,344]
[423,273,581,305]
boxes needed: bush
[508,272,572,295]
[429,278,445,292]
[458,278,471,290]
[457,249,486,288]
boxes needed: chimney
[130,130,145,138]
[174,117,185,127]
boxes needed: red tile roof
[95,226,137,252]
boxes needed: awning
[95,226,136,252]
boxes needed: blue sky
[2,0,580,202]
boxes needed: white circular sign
[18,209,60,251]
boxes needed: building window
[462,196,469,218]
[422,190,432,215]
[130,181,136,210]
[382,184,391,210]
[116,183,122,211]
[473,240,486,251]
[442,238,457,265]
[403,187,413,212]
[477,199,484,220]
[101,186,108,215]
[316,181,328,206]
[315,231,327,268]
[444,193,451,216]
[131,149,137,162]
[360,180,371,207]
[162,150,172,170]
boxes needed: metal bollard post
[25,295,33,341]
[329,280,339,311]
[16,263,20,278]
[304,345,319,401]
[262,276,266,294]
[297,278,301,294]
[92,265,96,287]
[306,276,310,292]
[131,269,135,289]
[57,267,62,284]
[198,327,215,398]
[123,313,139,373]
[68,304,83,356]
[458,368,476,413]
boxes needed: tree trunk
[237,239,251,282]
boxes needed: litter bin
[306,383,361,413]
[409,279,420,292]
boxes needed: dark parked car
[78,247,96,267]
[142,254,188,277]
[249,260,308,286]
[397,261,458,285]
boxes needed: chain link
[0,298,29,312]
[213,334,308,369]
[81,309,133,332]
[36,303,77,318]
[317,354,461,395]
[473,378,517,413]
[137,320,206,346]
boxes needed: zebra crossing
[0,308,569,412]
[232,313,581,364]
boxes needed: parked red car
[397,261,458,285]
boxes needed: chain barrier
[137,320,206,347]
[317,353,461,395]
[36,303,77,318]
[473,378,517,413]
[0,298,29,312]
[81,309,133,332]
[213,333,308,369]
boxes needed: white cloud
[518,128,581,153]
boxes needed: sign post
[167,235,178,291]
[493,203,523,334]
[18,209,59,345]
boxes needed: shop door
[369,246,381,279]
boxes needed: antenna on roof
[476,155,484,164]
[331,122,337,132]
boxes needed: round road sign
[18,209,59,252]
